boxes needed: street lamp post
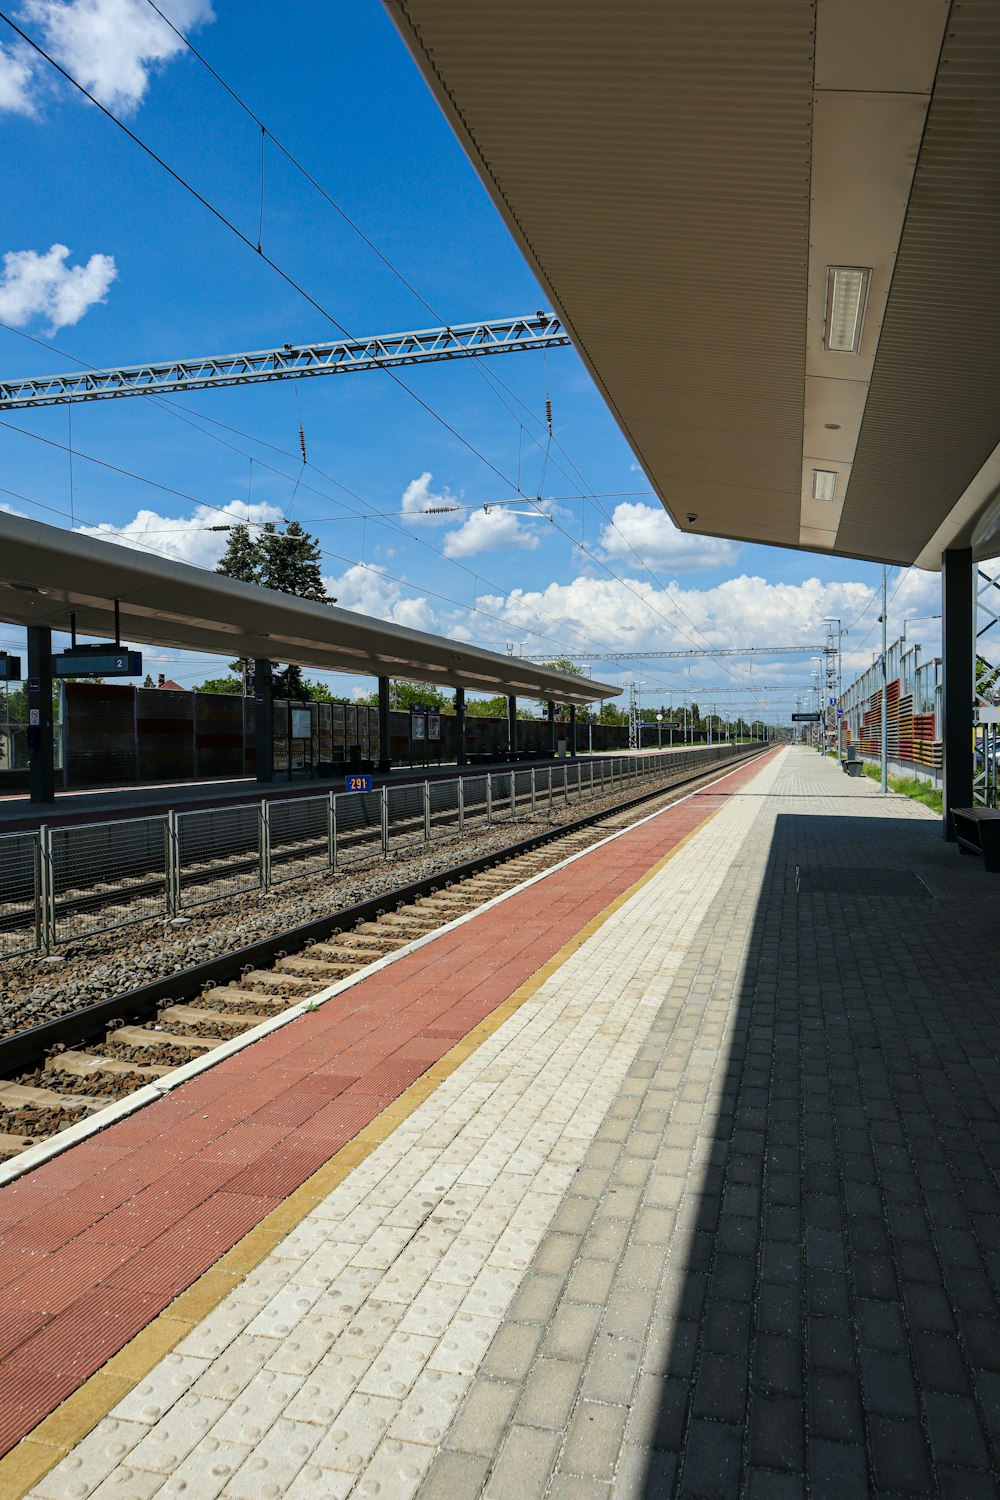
[656,712,663,749]
[823,617,844,765]
[810,670,824,751]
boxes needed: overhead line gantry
[0,314,569,410]
[514,647,827,661]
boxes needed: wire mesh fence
[269,795,330,886]
[49,815,170,944]
[428,777,460,840]
[385,783,428,855]
[459,775,490,831]
[332,788,383,868]
[0,831,40,958]
[4,744,757,958]
[176,803,261,909]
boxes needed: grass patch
[862,761,943,813]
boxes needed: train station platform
[2,746,999,1498]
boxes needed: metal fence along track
[0,745,769,1075]
[0,748,754,959]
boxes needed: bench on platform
[952,807,1000,873]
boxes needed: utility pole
[627,681,639,751]
[824,617,843,764]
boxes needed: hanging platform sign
[52,647,142,678]
[791,712,821,722]
[0,654,22,681]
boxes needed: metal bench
[952,807,1000,873]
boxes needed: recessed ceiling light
[824,423,841,430]
[824,266,871,354]
[811,469,838,503]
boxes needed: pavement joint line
[0,753,774,1499]
[0,752,765,1192]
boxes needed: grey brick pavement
[418,750,1000,1498]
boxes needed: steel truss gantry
[0,314,569,410]
[516,646,825,661]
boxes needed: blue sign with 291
[345,774,373,793]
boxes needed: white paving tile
[30,755,777,1500]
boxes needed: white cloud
[443,505,545,559]
[18,0,214,114]
[0,243,116,333]
[325,562,438,633]
[598,502,741,572]
[455,572,879,688]
[399,471,461,526]
[76,499,283,568]
[0,41,34,113]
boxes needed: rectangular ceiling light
[811,469,838,503]
[824,266,871,353]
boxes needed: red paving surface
[0,750,777,1456]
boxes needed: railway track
[0,748,766,1165]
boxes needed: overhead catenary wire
[0,419,669,673]
[0,19,750,706]
[0,38,671,678]
[0,326,630,666]
[140,0,615,509]
[105,1,739,701]
[0,9,554,505]
[0,324,690,698]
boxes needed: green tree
[196,676,243,695]
[977,655,1000,705]
[256,520,330,602]
[304,679,353,704]
[355,681,450,712]
[142,673,155,688]
[215,519,336,697]
[465,695,536,719]
[214,521,259,583]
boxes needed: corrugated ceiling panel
[393,1,816,546]
[838,3,1000,563]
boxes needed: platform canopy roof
[386,0,1000,570]
[0,514,616,705]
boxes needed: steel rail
[0,746,767,1074]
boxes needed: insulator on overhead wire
[545,395,553,434]
[298,424,307,463]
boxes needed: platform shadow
[636,810,1000,1499]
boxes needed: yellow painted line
[0,760,758,1500]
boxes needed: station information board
[0,654,22,681]
[51,649,143,678]
[791,712,821,723]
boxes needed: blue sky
[0,0,947,720]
